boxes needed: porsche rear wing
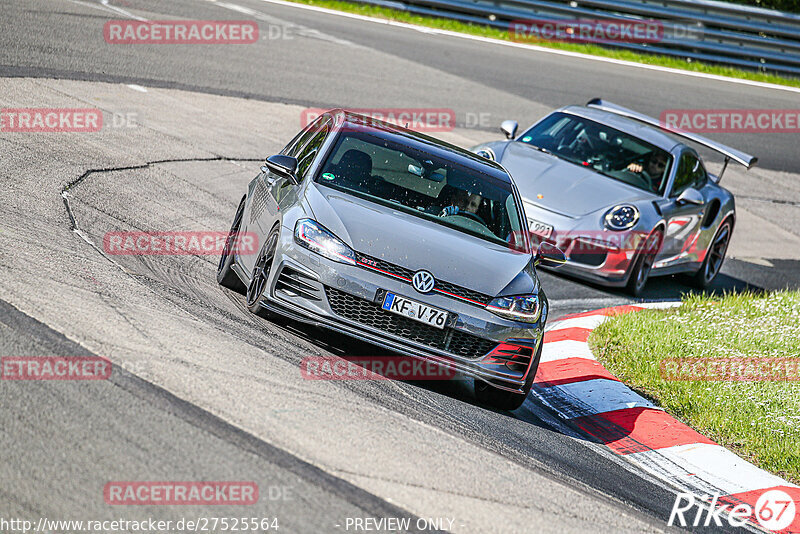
[586,98,758,178]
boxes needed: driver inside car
[439,189,483,218]
[626,151,668,190]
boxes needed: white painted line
[215,1,361,47]
[100,0,148,21]
[252,0,800,95]
[127,84,148,93]
[539,378,659,418]
[628,443,798,495]
[547,314,608,332]
[61,0,148,21]
[540,340,595,363]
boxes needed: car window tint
[283,115,326,157]
[671,152,699,197]
[518,112,673,195]
[295,119,331,180]
[327,137,446,198]
[316,131,523,247]
[691,158,708,189]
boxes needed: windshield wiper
[529,144,554,156]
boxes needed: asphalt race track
[1,0,800,532]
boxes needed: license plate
[529,219,554,239]
[381,292,449,329]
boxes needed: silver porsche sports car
[217,110,565,410]
[472,99,757,296]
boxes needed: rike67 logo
[669,489,797,531]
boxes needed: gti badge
[412,270,435,293]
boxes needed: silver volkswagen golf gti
[217,110,565,410]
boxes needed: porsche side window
[691,158,708,189]
[671,153,698,198]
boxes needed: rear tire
[692,219,732,289]
[626,229,663,297]
[217,196,247,293]
[246,226,280,318]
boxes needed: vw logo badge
[412,270,435,293]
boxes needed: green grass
[285,0,800,89]
[589,291,800,484]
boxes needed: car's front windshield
[315,130,524,248]
[518,112,673,195]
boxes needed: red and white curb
[533,303,800,533]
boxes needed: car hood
[304,183,534,297]
[497,141,655,218]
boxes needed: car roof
[559,105,683,154]
[326,109,513,183]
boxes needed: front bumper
[239,227,545,393]
[525,207,645,287]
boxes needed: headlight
[604,204,639,231]
[475,148,495,161]
[294,219,356,265]
[486,294,541,323]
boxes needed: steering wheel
[449,210,487,227]
[620,170,653,190]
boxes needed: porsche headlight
[486,294,541,323]
[474,148,495,161]
[294,219,356,265]
[604,204,640,231]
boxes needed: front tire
[246,226,280,318]
[692,219,732,289]
[217,196,247,293]
[626,229,663,297]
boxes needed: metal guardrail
[359,0,800,76]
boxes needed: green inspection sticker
[322,172,335,180]
[521,136,532,142]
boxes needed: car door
[659,150,708,267]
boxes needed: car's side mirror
[676,187,704,206]
[500,120,518,140]
[534,242,566,268]
[264,154,299,184]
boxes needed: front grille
[325,287,497,359]
[354,252,492,307]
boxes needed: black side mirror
[534,242,566,268]
[264,155,298,183]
